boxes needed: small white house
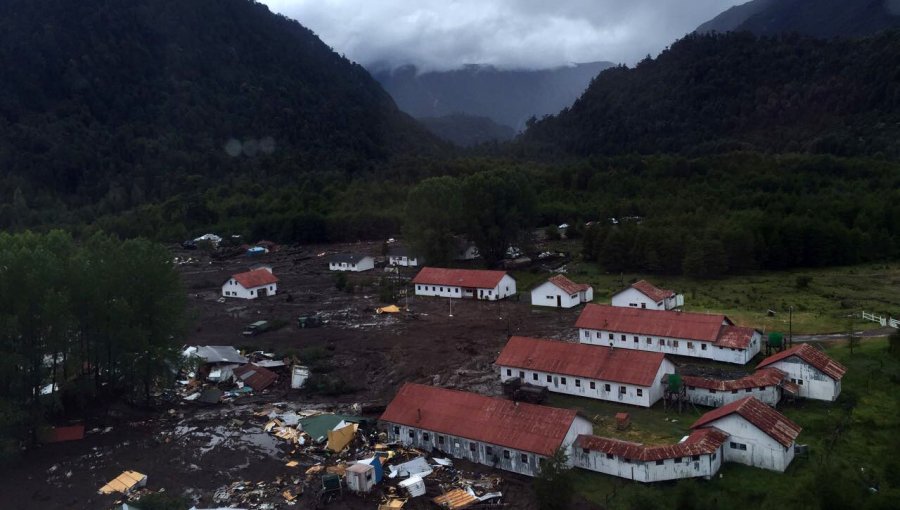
[328,253,375,272]
[380,383,592,477]
[495,336,674,408]
[611,280,683,310]
[387,245,420,267]
[679,368,787,408]
[222,267,278,299]
[690,396,801,472]
[756,343,846,401]
[531,275,593,308]
[412,267,516,301]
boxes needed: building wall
[685,385,781,408]
[530,281,581,308]
[578,327,760,365]
[389,255,418,267]
[768,358,840,401]
[329,257,375,272]
[498,358,674,408]
[573,446,722,483]
[221,279,277,299]
[383,418,590,477]
[708,415,795,472]
[415,274,516,301]
[611,288,666,310]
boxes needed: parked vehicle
[242,320,271,336]
[297,314,323,328]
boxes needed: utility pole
[449,296,453,317]
[789,305,793,348]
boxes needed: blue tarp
[368,454,384,483]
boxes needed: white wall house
[387,246,419,267]
[576,305,761,364]
[454,240,480,261]
[380,383,593,477]
[611,280,684,310]
[222,267,278,299]
[412,267,516,301]
[495,336,674,408]
[328,253,375,272]
[690,396,801,472]
[573,428,727,483]
[531,275,594,308]
[756,343,846,401]
[679,368,786,408]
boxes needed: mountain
[697,0,900,38]
[520,31,900,158]
[418,114,516,147]
[372,61,614,133]
[0,0,441,213]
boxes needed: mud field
[0,241,598,510]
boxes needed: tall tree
[403,176,465,265]
[460,169,536,266]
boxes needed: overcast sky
[259,0,746,71]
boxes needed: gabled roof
[328,253,373,264]
[233,363,278,391]
[616,280,675,302]
[576,427,729,462]
[194,345,248,364]
[682,367,786,391]
[691,396,801,447]
[544,275,592,295]
[575,305,755,349]
[412,267,509,289]
[387,245,416,257]
[379,383,578,457]
[496,336,667,387]
[231,268,278,289]
[756,343,846,381]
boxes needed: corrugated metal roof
[626,280,675,302]
[233,363,278,391]
[682,367,786,391]
[195,345,248,364]
[412,267,509,289]
[756,343,846,381]
[575,305,754,348]
[495,336,666,387]
[379,383,578,457]
[690,396,801,447]
[232,268,278,289]
[328,253,372,264]
[546,275,591,295]
[576,427,728,462]
[433,488,478,509]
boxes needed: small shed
[399,475,426,497]
[346,462,376,493]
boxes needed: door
[556,295,561,307]
[257,287,268,297]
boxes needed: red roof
[546,275,591,295]
[39,424,85,443]
[232,268,278,289]
[379,383,579,456]
[682,367,786,391]
[575,305,755,349]
[412,267,509,289]
[756,343,846,381]
[495,336,667,387]
[691,396,801,447]
[627,280,675,302]
[233,363,278,392]
[576,427,728,462]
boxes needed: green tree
[403,176,464,265]
[461,169,536,266]
[534,447,573,510]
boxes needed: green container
[667,373,682,392]
[322,473,341,491]
[768,332,783,348]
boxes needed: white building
[328,253,375,272]
[756,343,846,401]
[495,336,674,408]
[678,368,788,408]
[412,267,516,301]
[573,428,728,483]
[222,267,278,299]
[576,305,762,364]
[611,280,683,311]
[690,396,801,472]
[531,275,593,308]
[380,383,593,477]
[454,239,480,261]
[387,245,420,267]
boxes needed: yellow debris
[98,470,147,495]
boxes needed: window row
[504,369,643,396]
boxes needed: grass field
[552,337,900,510]
[514,260,900,334]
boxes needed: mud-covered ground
[0,241,599,510]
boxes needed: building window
[731,390,738,394]
[506,369,511,376]
[637,389,643,396]
[393,426,400,435]
[674,457,682,464]
[608,333,614,340]
[633,336,639,343]
[521,453,528,463]
[798,379,804,385]
[582,448,589,454]
[656,460,664,465]
[712,453,717,460]
[423,433,430,441]
[455,288,459,293]
[546,295,554,300]
[486,446,493,456]
[619,386,626,395]
[692,455,700,461]
[561,377,567,385]
[604,384,611,392]
[709,389,716,394]
[746,388,752,393]
[590,381,596,389]
[584,331,589,339]
[470,442,476,452]
[438,436,445,445]
[620,334,626,341]
[547,375,552,383]
[646,337,652,344]
[740,444,747,451]
[687,342,693,349]
[575,379,581,387]
[701,344,707,350]
[673,341,679,348]
[409,430,415,438]
[533,373,538,381]
[606,453,614,459]
[641,303,647,309]
[519,371,525,379]
[503,450,510,459]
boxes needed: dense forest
[520,31,900,158]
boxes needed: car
[242,320,271,336]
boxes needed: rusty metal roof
[433,488,478,509]
[233,363,278,392]
[682,367,786,391]
[379,383,578,457]
[716,325,757,349]
[495,336,667,387]
[576,427,729,462]
[412,267,509,289]
[690,396,801,447]
[625,280,675,302]
[757,343,846,381]
[546,275,591,295]
[231,268,278,289]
